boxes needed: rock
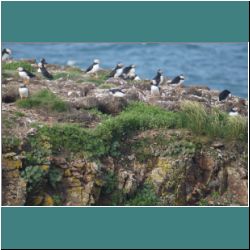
[225,167,248,205]
[74,96,99,109]
[117,170,137,195]
[212,142,225,149]
[98,95,128,114]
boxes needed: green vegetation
[2,61,35,72]
[21,101,247,164]
[21,165,49,193]
[2,136,21,153]
[14,111,25,117]
[53,71,83,80]
[17,89,69,112]
[180,101,247,141]
[87,71,110,86]
[48,167,64,188]
[88,108,111,121]
[126,183,159,206]
[99,83,117,89]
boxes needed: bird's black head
[41,58,48,64]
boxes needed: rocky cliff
[2,60,248,206]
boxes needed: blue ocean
[2,43,248,98]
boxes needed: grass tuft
[16,89,69,112]
[2,61,35,72]
[180,101,247,141]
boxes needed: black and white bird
[86,59,100,75]
[122,64,136,79]
[229,107,239,116]
[109,88,126,97]
[109,63,124,78]
[152,69,164,85]
[170,74,185,85]
[18,84,29,99]
[2,48,12,61]
[219,89,231,101]
[17,67,36,84]
[38,58,48,72]
[38,62,53,80]
[150,81,160,96]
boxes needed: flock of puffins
[2,48,246,116]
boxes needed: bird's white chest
[128,68,136,77]
[19,71,29,79]
[151,85,160,96]
[2,53,10,61]
[229,111,239,116]
[37,68,41,73]
[89,64,99,73]
[114,68,123,78]
[113,91,125,97]
[159,75,164,84]
[19,88,29,98]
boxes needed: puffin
[219,89,231,101]
[17,67,36,84]
[18,84,29,99]
[86,59,100,75]
[109,63,124,78]
[109,88,126,97]
[122,64,136,79]
[229,107,239,116]
[38,58,48,72]
[150,81,160,96]
[2,48,12,61]
[152,69,164,85]
[170,74,185,85]
[38,62,53,80]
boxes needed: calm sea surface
[3,43,248,98]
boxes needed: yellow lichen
[2,159,22,170]
[157,158,171,172]
[43,194,54,206]
[64,169,72,177]
[41,165,50,172]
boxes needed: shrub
[17,89,69,112]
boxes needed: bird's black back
[41,66,53,79]
[109,65,119,77]
[219,89,231,101]
[153,72,161,82]
[109,88,124,94]
[23,69,36,78]
[86,63,95,73]
[171,76,181,84]
[123,66,132,74]
[2,48,7,56]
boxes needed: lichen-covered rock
[2,153,27,206]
